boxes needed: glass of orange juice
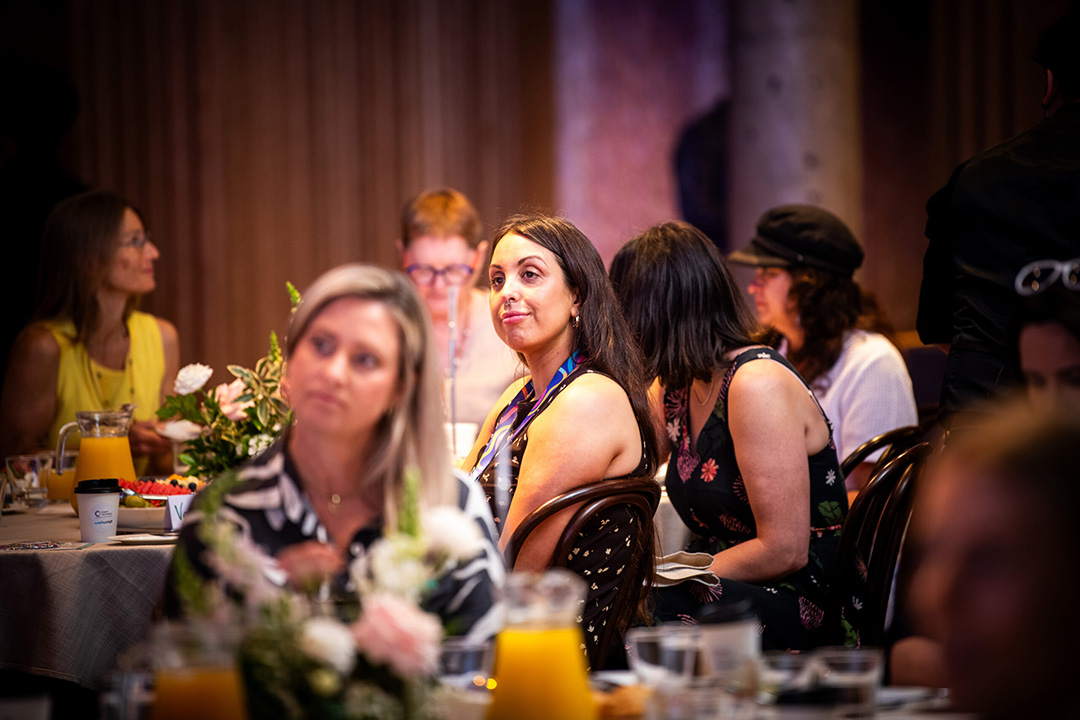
[46,450,78,502]
[109,622,247,720]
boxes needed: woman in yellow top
[0,190,179,475]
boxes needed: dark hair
[401,188,483,248]
[785,267,894,387]
[1033,13,1080,101]
[610,221,757,389]
[1018,285,1080,340]
[34,189,144,343]
[492,213,660,629]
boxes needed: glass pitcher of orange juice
[487,570,597,720]
[56,406,138,515]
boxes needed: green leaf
[256,400,270,430]
[398,468,422,537]
[229,365,258,385]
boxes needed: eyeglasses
[118,233,152,250]
[1014,257,1080,295]
[405,263,474,286]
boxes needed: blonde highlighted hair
[286,264,456,524]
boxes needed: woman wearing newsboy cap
[730,205,917,491]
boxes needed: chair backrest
[825,442,933,646]
[840,425,923,480]
[503,476,661,669]
[861,454,927,648]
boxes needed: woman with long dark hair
[610,220,849,651]
[464,213,659,668]
[0,189,178,473]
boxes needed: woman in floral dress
[610,221,849,650]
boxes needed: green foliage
[156,336,292,479]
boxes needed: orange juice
[70,436,137,514]
[149,667,247,720]
[487,626,596,720]
[47,468,75,502]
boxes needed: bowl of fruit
[117,475,205,531]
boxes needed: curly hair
[785,267,894,387]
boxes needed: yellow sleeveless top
[45,312,165,459]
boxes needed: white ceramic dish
[108,533,178,545]
[117,506,167,531]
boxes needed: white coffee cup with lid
[75,479,121,542]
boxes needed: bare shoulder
[727,355,804,404]
[13,324,61,364]
[547,371,632,419]
[154,317,179,345]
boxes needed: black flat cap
[730,204,864,277]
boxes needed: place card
[165,494,195,532]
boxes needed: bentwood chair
[825,442,933,646]
[503,476,661,670]
[840,425,923,481]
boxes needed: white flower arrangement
[177,475,476,720]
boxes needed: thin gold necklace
[692,375,718,406]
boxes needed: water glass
[757,651,815,704]
[812,647,883,719]
[6,453,52,508]
[626,624,700,690]
[439,637,494,691]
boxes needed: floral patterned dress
[655,348,849,650]
[473,365,653,670]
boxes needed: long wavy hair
[492,213,660,631]
[34,190,144,342]
[784,267,894,388]
[610,221,758,389]
[285,264,456,524]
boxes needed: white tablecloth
[0,505,172,690]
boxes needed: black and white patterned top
[170,432,505,640]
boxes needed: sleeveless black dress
[472,365,652,669]
[656,348,850,650]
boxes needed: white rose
[366,536,429,600]
[299,617,357,675]
[174,363,214,395]
[423,506,485,563]
[158,420,204,442]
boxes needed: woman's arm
[0,326,60,458]
[501,373,642,571]
[130,317,180,471]
[706,360,824,581]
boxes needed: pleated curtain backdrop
[62,0,554,379]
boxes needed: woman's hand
[130,420,171,456]
[276,541,345,594]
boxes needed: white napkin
[653,551,720,588]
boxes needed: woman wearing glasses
[0,190,179,474]
[399,188,521,428]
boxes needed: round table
[0,504,173,691]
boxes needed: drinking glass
[811,646,883,719]
[627,624,700,689]
[757,650,815,704]
[6,453,52,508]
[439,637,493,691]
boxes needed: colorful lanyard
[470,351,580,481]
